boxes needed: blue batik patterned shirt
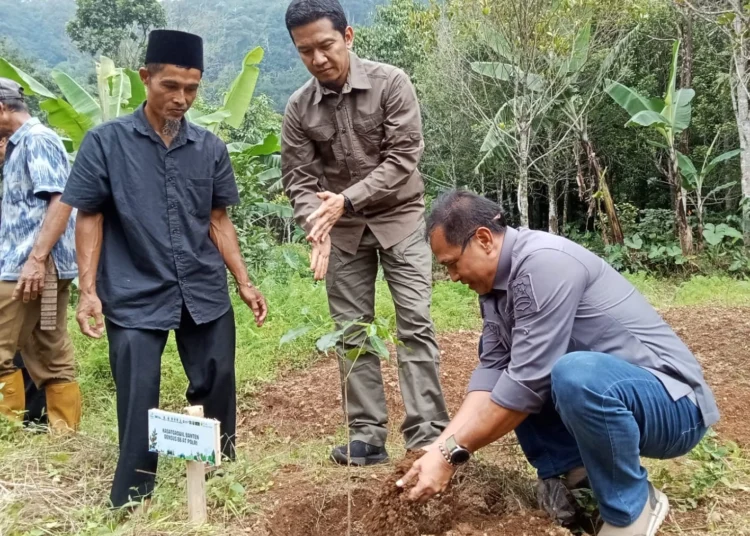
[0,118,77,281]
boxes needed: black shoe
[537,467,601,534]
[330,441,389,467]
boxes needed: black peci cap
[145,29,204,72]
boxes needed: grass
[1,271,749,535]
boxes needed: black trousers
[106,306,236,508]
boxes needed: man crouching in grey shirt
[398,190,718,536]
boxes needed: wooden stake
[184,405,208,524]
[40,257,58,331]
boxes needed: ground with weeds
[0,276,749,535]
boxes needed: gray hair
[426,190,507,246]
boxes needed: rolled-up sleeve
[28,135,70,197]
[212,141,240,208]
[468,298,512,393]
[61,131,111,213]
[342,69,424,211]
[281,98,323,234]
[490,250,588,413]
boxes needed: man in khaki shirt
[283,0,448,466]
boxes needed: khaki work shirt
[282,52,426,254]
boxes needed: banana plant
[677,130,741,245]
[605,40,695,255]
[0,46,264,152]
[186,47,264,134]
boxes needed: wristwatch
[439,435,472,466]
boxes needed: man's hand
[310,235,331,281]
[77,292,105,339]
[306,192,345,243]
[239,282,268,327]
[13,255,47,303]
[396,448,456,504]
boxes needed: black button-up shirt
[62,105,240,330]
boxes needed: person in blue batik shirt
[0,78,80,432]
[0,135,48,426]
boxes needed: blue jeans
[513,352,706,527]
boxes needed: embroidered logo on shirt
[510,274,538,314]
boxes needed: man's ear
[475,227,495,254]
[139,67,150,86]
[345,26,354,50]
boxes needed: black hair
[145,64,197,75]
[285,0,348,38]
[0,98,28,113]
[426,190,507,246]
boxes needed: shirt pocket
[307,122,345,164]
[185,177,213,219]
[352,111,384,158]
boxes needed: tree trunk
[562,178,569,235]
[518,123,530,227]
[679,6,694,156]
[680,7,698,249]
[548,177,559,234]
[546,130,558,234]
[670,146,694,255]
[732,15,750,244]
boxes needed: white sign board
[148,409,221,466]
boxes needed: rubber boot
[0,370,25,422]
[45,381,81,433]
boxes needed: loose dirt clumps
[265,451,565,536]
[359,450,453,536]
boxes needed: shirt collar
[312,51,372,105]
[9,117,40,146]
[131,103,198,145]
[491,227,518,292]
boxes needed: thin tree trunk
[680,7,698,249]
[731,16,750,244]
[546,130,558,234]
[548,178,559,234]
[518,123,530,227]
[562,178,569,235]
[679,6,694,156]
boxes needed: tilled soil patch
[247,307,750,535]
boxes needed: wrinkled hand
[13,255,47,303]
[306,192,345,244]
[396,448,456,503]
[420,441,440,454]
[239,282,268,327]
[310,235,331,281]
[77,292,105,339]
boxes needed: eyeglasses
[460,228,479,253]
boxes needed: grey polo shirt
[468,227,720,427]
[62,104,240,330]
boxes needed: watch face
[451,448,471,465]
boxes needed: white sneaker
[598,482,669,535]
